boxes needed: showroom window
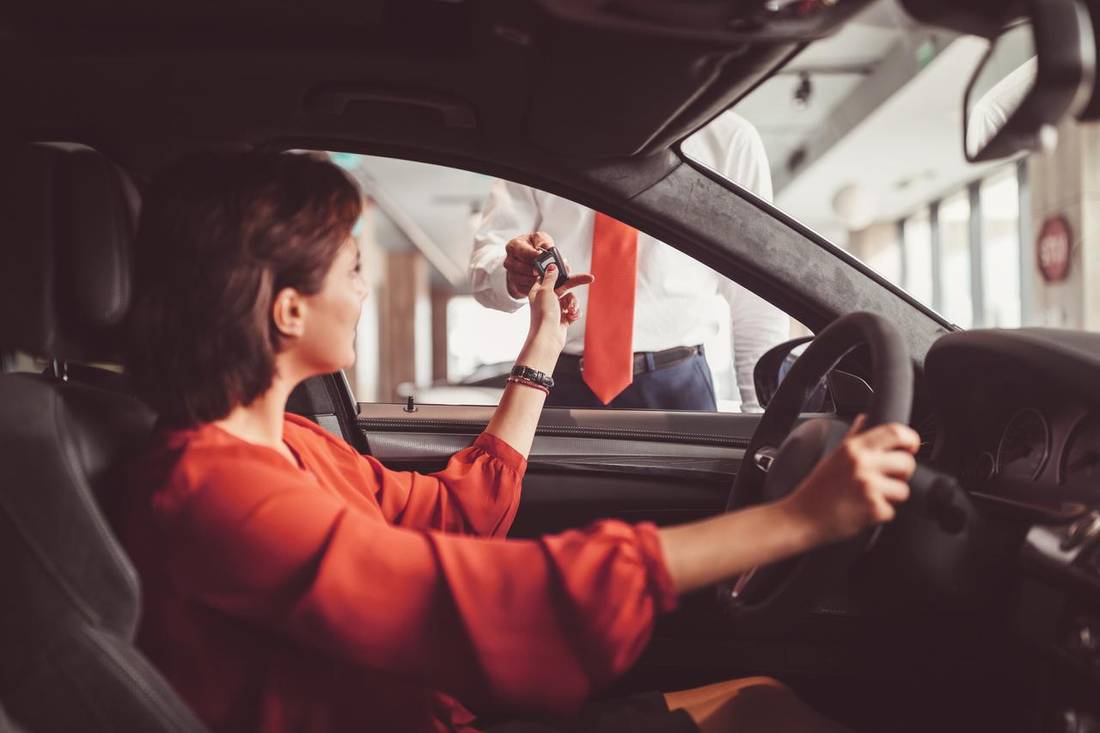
[901,208,934,308]
[979,167,1022,327]
[894,162,1026,329]
[329,152,798,413]
[939,189,974,328]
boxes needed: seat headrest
[0,143,139,362]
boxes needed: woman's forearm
[657,500,824,596]
[659,420,921,598]
[483,338,559,458]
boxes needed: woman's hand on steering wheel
[781,416,921,547]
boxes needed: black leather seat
[0,144,206,732]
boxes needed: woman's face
[295,238,368,374]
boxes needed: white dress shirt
[468,111,790,409]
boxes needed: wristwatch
[510,364,554,388]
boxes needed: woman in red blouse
[119,152,919,733]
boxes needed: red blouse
[118,414,678,733]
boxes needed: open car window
[323,153,804,413]
[684,3,1029,331]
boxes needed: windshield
[689,0,1072,331]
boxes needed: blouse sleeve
[359,432,527,537]
[159,454,678,716]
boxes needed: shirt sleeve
[719,280,791,411]
[362,432,527,538]
[159,455,678,716]
[469,179,540,313]
[718,112,773,203]
[680,110,774,202]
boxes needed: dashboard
[924,328,1100,726]
[926,328,1100,520]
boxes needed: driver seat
[0,143,206,732]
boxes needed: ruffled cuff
[471,432,528,476]
[634,522,679,614]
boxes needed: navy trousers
[546,350,717,411]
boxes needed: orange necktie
[583,212,637,404]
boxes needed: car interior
[2,0,1100,731]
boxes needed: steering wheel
[717,312,913,633]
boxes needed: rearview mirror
[964,0,1095,162]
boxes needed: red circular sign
[1037,215,1072,283]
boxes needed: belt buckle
[579,357,584,373]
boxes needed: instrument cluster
[978,407,1100,490]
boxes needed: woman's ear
[272,287,306,339]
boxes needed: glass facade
[889,163,1025,328]
[980,167,1022,327]
[939,189,973,328]
[902,209,934,308]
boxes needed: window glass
[329,153,797,413]
[902,209,934,307]
[852,222,902,286]
[939,191,973,328]
[685,7,1047,333]
[980,167,1022,327]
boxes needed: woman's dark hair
[127,151,362,426]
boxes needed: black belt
[557,345,704,376]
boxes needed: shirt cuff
[634,522,679,614]
[472,433,528,475]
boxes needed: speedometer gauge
[996,408,1050,480]
[1062,415,1100,486]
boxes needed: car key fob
[533,247,570,289]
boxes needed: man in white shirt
[468,111,790,411]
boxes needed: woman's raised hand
[526,262,594,357]
[485,240,593,459]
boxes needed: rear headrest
[0,143,139,362]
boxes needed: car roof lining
[0,0,975,362]
[0,0,1019,167]
[0,1,871,165]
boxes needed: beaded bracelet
[506,375,550,395]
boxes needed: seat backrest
[0,143,206,732]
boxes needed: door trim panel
[358,403,761,449]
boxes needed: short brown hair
[127,151,362,426]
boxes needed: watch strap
[511,364,554,388]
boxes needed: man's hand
[504,231,555,298]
